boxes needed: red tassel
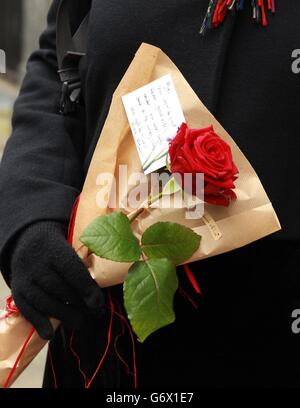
[201,0,276,34]
[267,0,275,12]
[212,0,229,28]
[258,0,268,26]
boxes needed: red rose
[169,123,238,206]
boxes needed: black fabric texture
[10,220,105,340]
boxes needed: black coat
[1,0,300,388]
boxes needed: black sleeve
[0,0,85,282]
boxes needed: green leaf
[80,212,142,262]
[141,222,201,265]
[124,259,178,342]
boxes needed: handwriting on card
[122,74,186,174]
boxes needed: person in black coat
[1,0,300,388]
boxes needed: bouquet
[0,43,280,388]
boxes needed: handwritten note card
[122,74,186,174]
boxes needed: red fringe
[211,0,275,29]
[258,0,268,26]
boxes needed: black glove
[10,221,105,340]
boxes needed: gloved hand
[10,221,105,340]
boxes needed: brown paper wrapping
[0,42,281,388]
[72,43,281,287]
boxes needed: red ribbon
[113,299,138,387]
[67,293,138,389]
[66,196,138,388]
[1,296,36,389]
[69,329,90,387]
[183,264,202,295]
[67,195,81,245]
[48,344,58,388]
[0,296,19,321]
[85,292,115,388]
